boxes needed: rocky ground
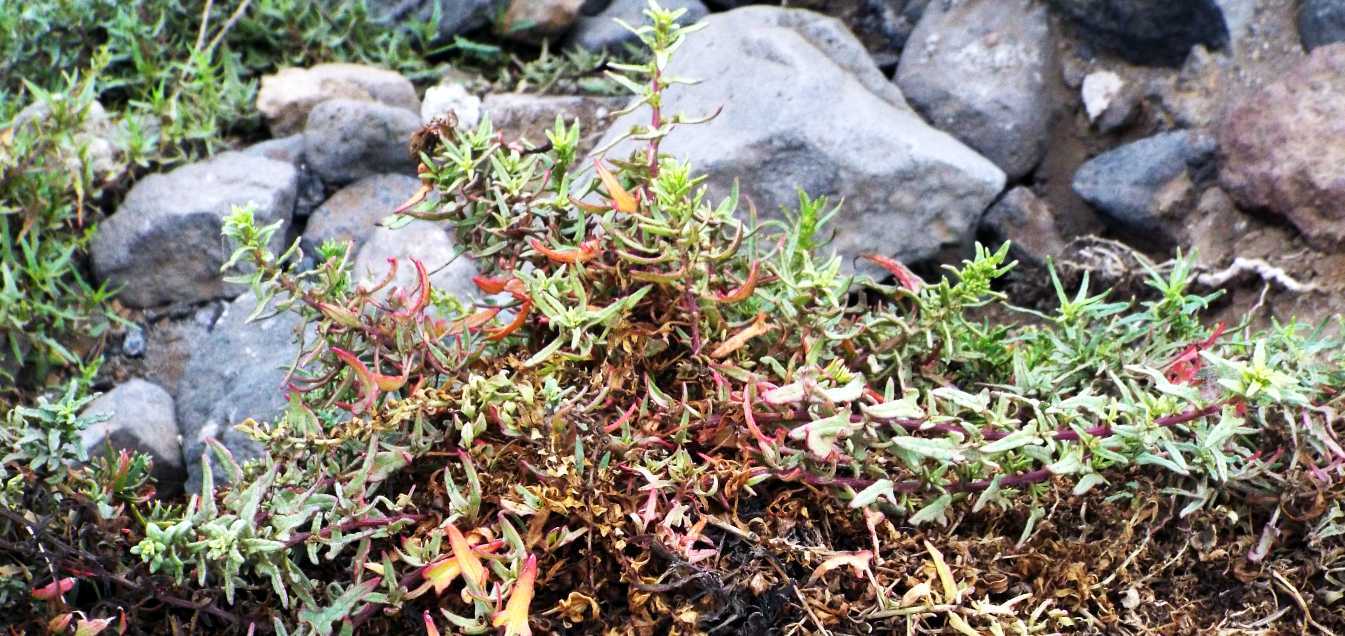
[54,0,1345,512]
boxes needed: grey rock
[590,7,1004,278]
[1299,0,1345,51]
[177,291,303,493]
[244,134,326,219]
[353,219,481,303]
[896,0,1053,180]
[1047,0,1228,66]
[483,93,625,155]
[981,187,1066,266]
[568,0,708,52]
[304,98,421,186]
[257,63,419,137]
[80,379,185,496]
[304,174,424,252]
[1072,130,1217,242]
[92,151,297,308]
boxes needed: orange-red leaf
[486,300,532,341]
[529,238,601,264]
[422,610,440,636]
[493,554,538,636]
[447,524,487,590]
[595,159,638,213]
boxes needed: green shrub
[3,3,1344,633]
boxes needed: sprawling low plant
[5,2,1344,633]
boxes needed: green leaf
[909,494,953,526]
[297,577,382,636]
[890,435,964,463]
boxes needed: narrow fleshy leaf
[447,524,487,590]
[594,159,637,213]
[492,554,538,636]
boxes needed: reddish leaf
[32,577,75,601]
[529,238,602,264]
[485,300,532,341]
[864,254,924,292]
[715,261,759,304]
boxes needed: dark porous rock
[1219,43,1345,247]
[482,93,625,155]
[981,187,1066,266]
[91,151,297,308]
[1047,0,1229,66]
[790,0,929,69]
[177,291,303,493]
[1072,130,1217,245]
[257,63,419,137]
[368,0,499,43]
[303,174,425,252]
[79,379,185,496]
[590,7,1004,279]
[568,0,708,52]
[896,0,1053,180]
[244,134,326,219]
[304,98,421,186]
[1299,0,1345,51]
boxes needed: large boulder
[79,379,185,496]
[92,151,297,308]
[1047,0,1229,66]
[568,0,709,52]
[590,7,1004,278]
[1219,44,1345,247]
[304,98,421,186]
[303,174,424,252]
[176,291,303,493]
[257,63,419,137]
[1073,130,1217,244]
[1299,0,1345,51]
[895,0,1053,180]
